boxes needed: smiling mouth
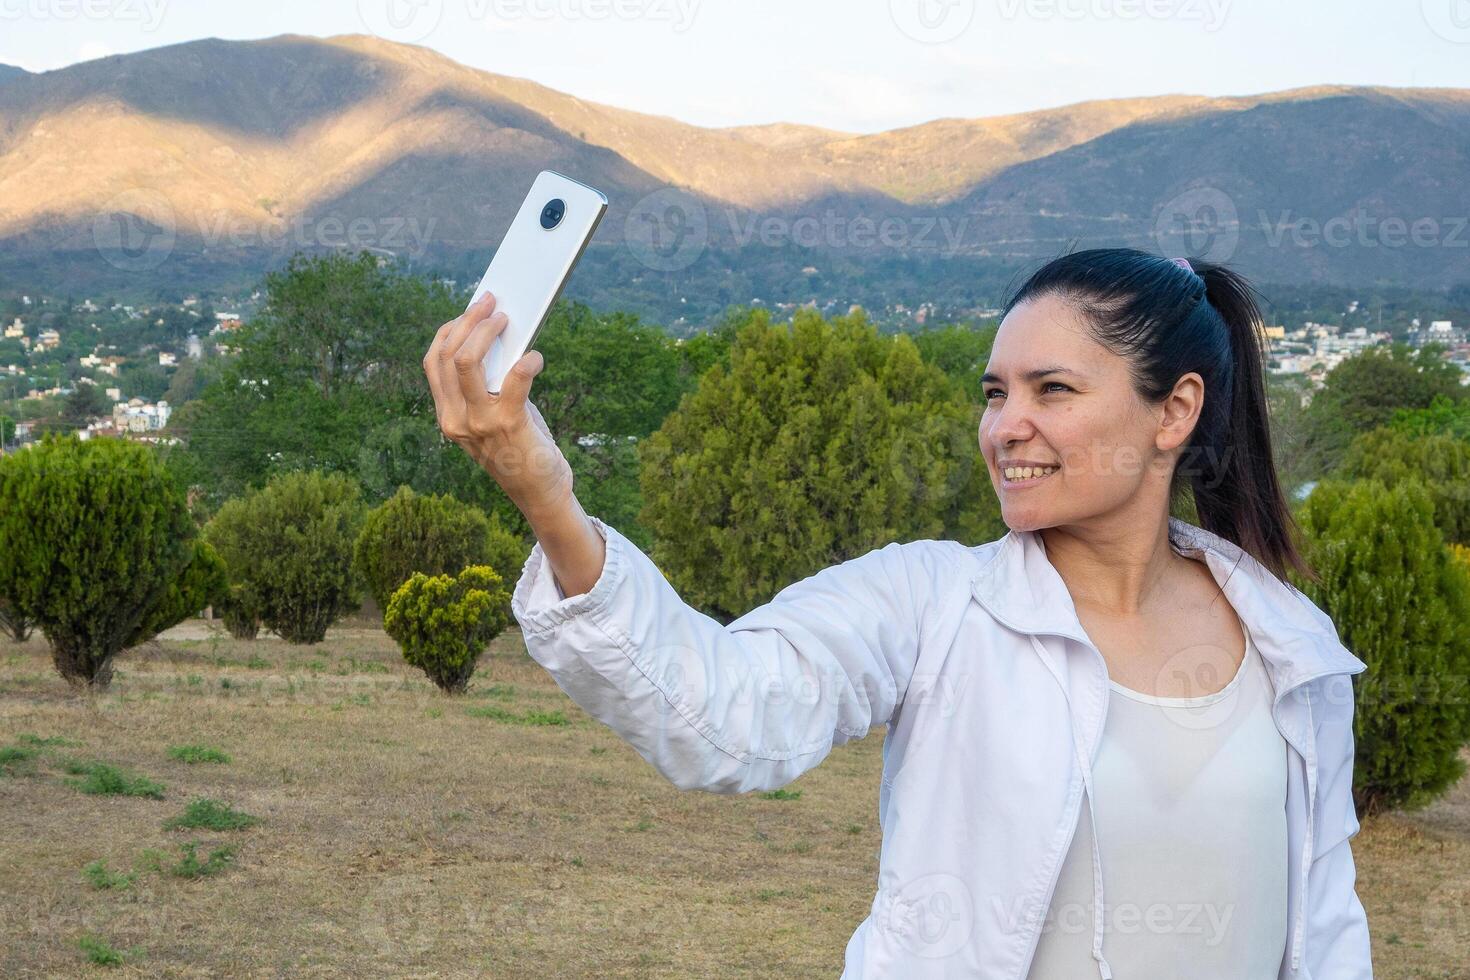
[1000,465,1058,486]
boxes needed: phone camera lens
[540,199,566,230]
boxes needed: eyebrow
[979,366,1080,385]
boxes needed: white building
[112,398,171,433]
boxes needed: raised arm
[422,293,921,793]
[512,513,921,793]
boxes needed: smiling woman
[426,247,1370,980]
[981,248,1309,584]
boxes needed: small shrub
[0,435,224,689]
[354,486,498,615]
[62,759,165,799]
[163,797,261,831]
[203,471,366,645]
[218,584,262,640]
[466,704,569,726]
[77,934,134,966]
[83,859,138,890]
[163,841,235,878]
[1296,478,1470,812]
[1,744,38,776]
[167,744,231,764]
[384,565,510,694]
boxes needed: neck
[1037,512,1188,617]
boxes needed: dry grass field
[2,620,1467,978]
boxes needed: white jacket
[510,514,1373,979]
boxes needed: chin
[1000,510,1053,534]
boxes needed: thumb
[496,349,544,406]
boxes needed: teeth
[1004,465,1057,480]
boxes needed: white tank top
[1027,629,1289,979]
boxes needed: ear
[1156,371,1204,453]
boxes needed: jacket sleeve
[510,515,922,794]
[1303,677,1373,978]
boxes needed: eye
[984,382,1071,400]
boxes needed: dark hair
[1003,247,1315,585]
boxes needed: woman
[422,247,1373,979]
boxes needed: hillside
[0,35,1466,307]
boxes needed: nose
[983,394,1035,451]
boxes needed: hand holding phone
[423,291,573,519]
[465,170,608,393]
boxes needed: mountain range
[0,35,1466,317]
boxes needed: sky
[2,0,1468,133]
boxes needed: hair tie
[1169,256,1195,274]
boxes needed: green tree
[167,251,462,508]
[526,302,688,546]
[354,486,526,618]
[0,593,34,642]
[1294,478,1470,813]
[1387,392,1470,442]
[910,319,997,403]
[1298,343,1468,475]
[1335,428,1470,545]
[638,307,1003,621]
[383,565,510,694]
[62,384,109,426]
[0,435,221,688]
[202,470,367,644]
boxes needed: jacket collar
[969,516,1366,696]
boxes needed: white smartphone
[465,170,608,393]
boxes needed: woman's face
[978,292,1199,533]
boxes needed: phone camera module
[540,199,566,230]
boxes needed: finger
[496,348,545,408]
[444,292,499,360]
[433,293,498,403]
[423,321,458,422]
[452,310,511,408]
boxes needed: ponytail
[1189,260,1316,584]
[1004,247,1316,585]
